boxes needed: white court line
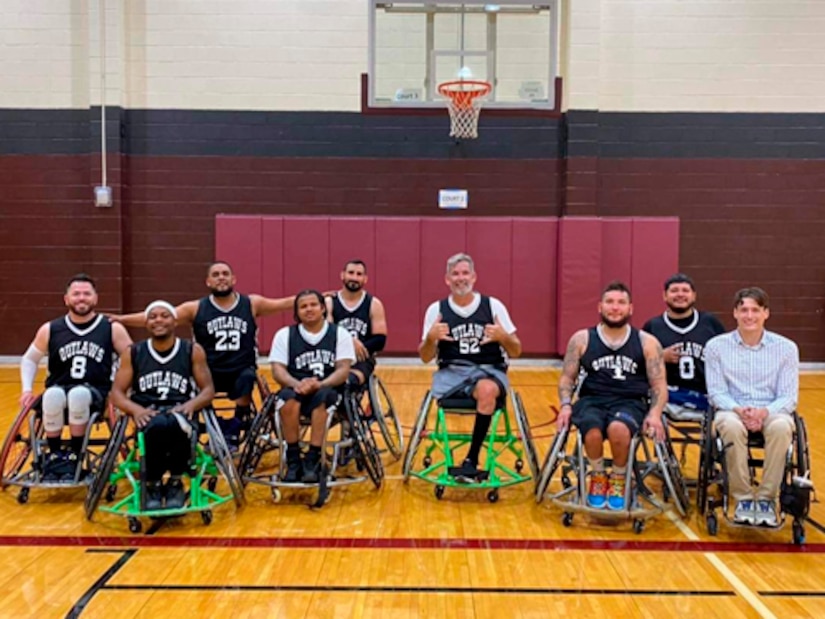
[667,511,778,619]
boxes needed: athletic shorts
[211,366,257,400]
[571,395,647,437]
[277,387,341,419]
[431,363,508,408]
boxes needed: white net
[440,81,491,140]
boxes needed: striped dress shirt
[705,329,799,416]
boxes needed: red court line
[0,536,822,554]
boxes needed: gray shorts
[431,363,510,400]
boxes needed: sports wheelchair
[238,386,384,508]
[354,373,403,461]
[84,407,245,533]
[535,416,690,533]
[697,410,813,544]
[0,394,117,504]
[402,388,537,503]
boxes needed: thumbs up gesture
[481,315,506,345]
[427,313,454,343]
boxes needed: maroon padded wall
[216,215,678,356]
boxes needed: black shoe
[60,452,81,482]
[302,456,321,484]
[449,458,488,484]
[144,481,164,511]
[164,477,186,510]
[42,452,63,482]
[283,458,303,483]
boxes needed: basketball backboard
[368,1,560,109]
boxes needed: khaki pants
[714,411,793,501]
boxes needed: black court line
[65,549,137,619]
[102,583,735,596]
[806,517,825,536]
[759,591,825,598]
[144,519,165,535]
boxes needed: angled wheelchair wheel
[402,391,432,482]
[656,439,690,518]
[203,408,246,507]
[368,374,403,460]
[511,391,539,482]
[0,400,42,488]
[346,392,384,489]
[696,413,715,515]
[237,398,277,483]
[535,425,569,503]
[796,415,810,479]
[85,414,128,521]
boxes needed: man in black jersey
[419,253,522,483]
[557,281,667,510]
[19,274,132,481]
[112,261,293,449]
[642,273,725,416]
[111,301,215,510]
[327,259,388,389]
[268,290,355,483]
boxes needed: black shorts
[351,357,376,382]
[277,387,341,419]
[571,396,647,437]
[211,366,257,400]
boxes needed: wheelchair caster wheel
[487,490,499,504]
[434,485,445,500]
[706,514,718,537]
[562,512,573,527]
[207,477,217,492]
[633,519,645,535]
[201,510,213,525]
[105,485,117,502]
[793,521,806,545]
[423,456,432,468]
[17,488,29,504]
[271,488,282,503]
[128,517,142,534]
[515,459,524,473]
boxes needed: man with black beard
[19,274,132,480]
[642,273,725,415]
[111,261,293,449]
[556,281,667,511]
[327,260,387,389]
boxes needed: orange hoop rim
[438,79,492,102]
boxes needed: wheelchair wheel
[402,391,432,482]
[535,426,569,503]
[237,399,277,482]
[346,393,384,489]
[656,439,690,518]
[203,409,246,507]
[0,401,42,488]
[85,414,127,521]
[511,391,539,482]
[696,413,715,515]
[796,415,810,479]
[368,375,403,460]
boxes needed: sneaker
[60,452,80,482]
[302,455,322,484]
[733,500,756,525]
[587,471,608,509]
[755,500,779,527]
[283,458,303,483]
[449,458,488,484]
[164,477,186,510]
[607,473,626,511]
[144,481,164,511]
[218,417,242,454]
[42,452,63,482]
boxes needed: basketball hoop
[438,80,492,140]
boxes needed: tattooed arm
[556,330,587,429]
[641,331,668,440]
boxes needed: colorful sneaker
[607,473,626,511]
[755,500,778,527]
[587,471,608,509]
[733,500,755,525]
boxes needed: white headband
[144,300,177,319]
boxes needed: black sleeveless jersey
[192,294,257,374]
[437,295,506,368]
[287,325,339,381]
[578,326,649,399]
[642,311,725,393]
[46,315,114,393]
[130,339,196,408]
[332,292,373,340]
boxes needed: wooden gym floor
[0,365,824,618]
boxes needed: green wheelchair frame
[85,408,245,533]
[402,389,538,502]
